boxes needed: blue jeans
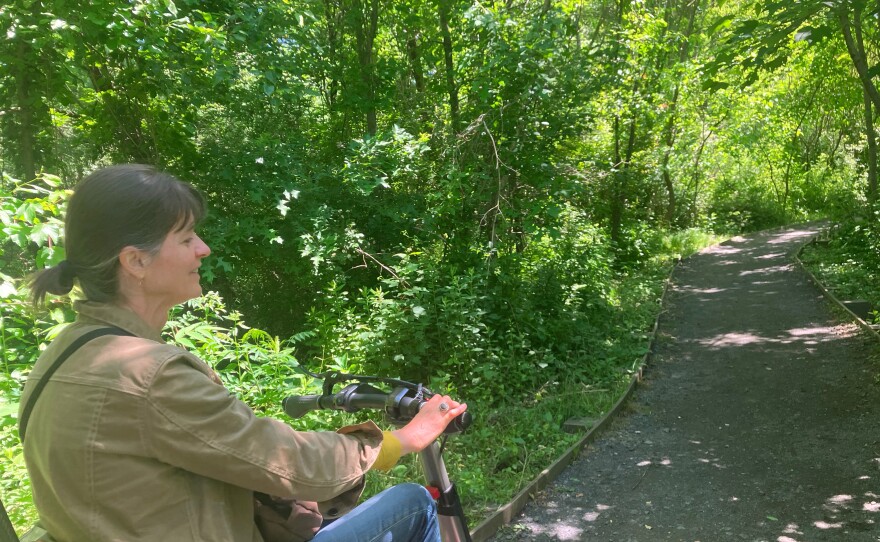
[312,483,440,542]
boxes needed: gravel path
[491,225,880,541]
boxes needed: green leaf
[794,28,813,42]
[703,80,730,91]
[0,281,17,299]
[0,399,18,418]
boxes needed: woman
[24,164,466,542]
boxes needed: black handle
[282,383,473,435]
[282,394,325,419]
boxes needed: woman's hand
[391,394,468,454]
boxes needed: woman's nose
[196,235,211,258]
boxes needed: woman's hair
[30,164,206,305]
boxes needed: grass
[798,236,880,316]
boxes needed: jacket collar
[74,301,166,344]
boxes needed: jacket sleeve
[141,348,384,503]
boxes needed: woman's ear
[118,246,148,280]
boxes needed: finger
[448,402,467,416]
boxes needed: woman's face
[142,222,211,309]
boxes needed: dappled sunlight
[774,486,880,537]
[698,332,765,347]
[519,518,584,540]
[782,522,803,535]
[827,494,853,506]
[696,457,727,469]
[582,510,600,522]
[583,503,611,523]
[767,230,816,245]
[757,252,785,260]
[739,264,793,276]
[703,244,744,256]
[696,324,855,349]
[767,486,880,540]
[636,457,672,467]
[675,286,727,295]
[786,326,839,337]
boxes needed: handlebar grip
[282,395,324,419]
[447,411,473,434]
[408,398,473,435]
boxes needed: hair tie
[57,260,77,286]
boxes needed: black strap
[0,494,19,542]
[19,327,133,443]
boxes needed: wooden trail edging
[468,225,867,542]
[794,234,880,345]
[469,257,681,542]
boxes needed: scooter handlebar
[282,384,472,435]
[282,394,326,419]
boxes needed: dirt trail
[491,225,880,541]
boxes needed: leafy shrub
[799,208,880,304]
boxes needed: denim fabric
[313,483,440,542]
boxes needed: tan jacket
[20,301,383,542]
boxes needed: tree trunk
[778,78,822,212]
[689,124,713,225]
[610,115,631,244]
[352,0,380,136]
[323,0,343,110]
[864,87,878,204]
[658,0,699,226]
[839,4,880,111]
[659,81,681,226]
[437,0,459,131]
[406,30,425,93]
[85,63,154,164]
[14,35,36,181]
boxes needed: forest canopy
[3,0,876,332]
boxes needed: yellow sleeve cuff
[372,431,403,471]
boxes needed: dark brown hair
[30,164,206,304]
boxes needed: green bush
[0,171,716,535]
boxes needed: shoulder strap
[19,326,134,443]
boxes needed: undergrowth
[0,175,721,535]
[798,213,880,317]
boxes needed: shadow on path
[492,225,880,542]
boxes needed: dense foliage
[0,174,708,531]
[799,207,880,318]
[1,0,878,536]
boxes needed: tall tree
[709,0,880,204]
